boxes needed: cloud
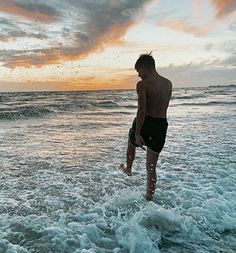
[228,21,236,31]
[0,17,14,27]
[158,19,210,36]
[0,0,60,22]
[0,22,134,68]
[0,48,64,68]
[211,0,236,19]
[222,53,236,66]
[193,0,201,18]
[0,17,48,42]
[205,43,213,51]
[0,27,48,42]
[0,0,151,68]
[0,32,48,42]
[159,56,236,87]
[157,0,236,37]
[204,40,236,54]
[219,40,236,53]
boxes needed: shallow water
[0,85,235,252]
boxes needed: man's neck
[146,70,159,80]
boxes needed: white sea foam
[0,86,235,252]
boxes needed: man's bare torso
[143,74,172,118]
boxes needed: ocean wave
[0,102,134,120]
[0,105,53,120]
[0,87,234,119]
[91,100,136,109]
[209,84,236,88]
[177,101,236,106]
[94,100,120,108]
[172,94,206,100]
[171,95,206,100]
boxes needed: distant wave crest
[0,86,234,121]
[94,100,120,107]
[179,101,236,106]
[0,105,52,120]
[92,100,136,109]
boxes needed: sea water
[0,85,235,253]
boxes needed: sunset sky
[0,0,235,91]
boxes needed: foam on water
[0,86,235,252]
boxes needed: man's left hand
[135,135,146,150]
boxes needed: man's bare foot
[146,193,153,201]
[146,188,154,201]
[120,164,132,176]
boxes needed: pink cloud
[211,0,236,18]
[159,20,210,36]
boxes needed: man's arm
[135,81,146,148]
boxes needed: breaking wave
[0,85,235,121]
[0,105,53,120]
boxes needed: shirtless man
[121,54,172,201]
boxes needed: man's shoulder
[136,80,146,91]
[159,75,172,84]
[159,75,172,90]
[136,80,145,86]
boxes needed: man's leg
[146,148,159,200]
[121,138,136,176]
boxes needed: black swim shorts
[129,116,168,154]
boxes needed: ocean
[0,85,235,253]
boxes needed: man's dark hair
[135,53,155,70]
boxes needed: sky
[0,0,235,91]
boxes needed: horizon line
[0,84,235,94]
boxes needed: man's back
[144,74,172,118]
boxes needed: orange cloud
[193,0,201,18]
[0,33,48,42]
[0,35,13,42]
[2,21,137,68]
[0,0,58,22]
[159,20,210,36]
[211,0,236,18]
[0,0,152,69]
